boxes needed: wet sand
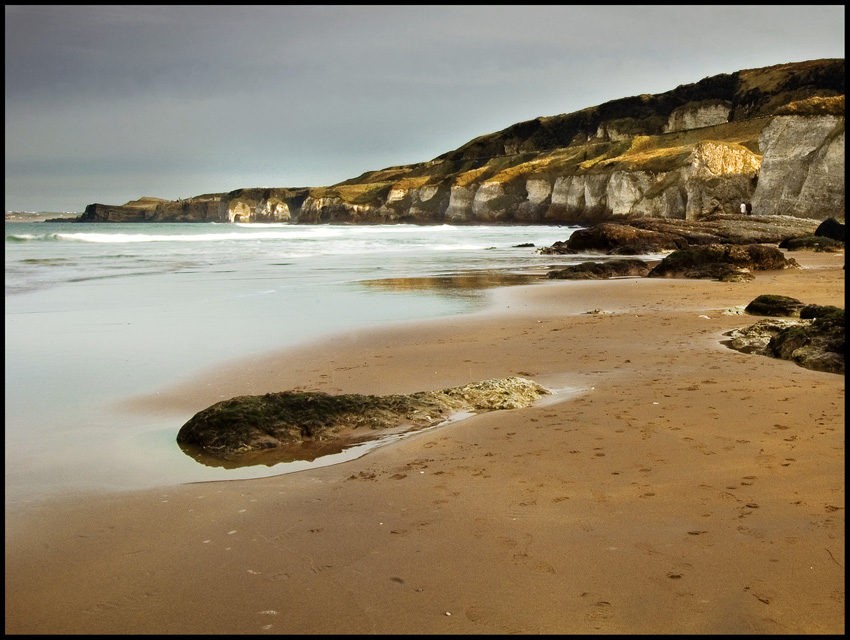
[5,250,845,634]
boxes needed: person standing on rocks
[746,202,753,215]
[740,202,747,215]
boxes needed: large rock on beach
[538,215,823,257]
[647,244,799,279]
[177,377,549,460]
[547,259,651,279]
[814,217,846,242]
[724,303,845,374]
[626,215,822,245]
[538,223,687,255]
[744,294,806,317]
[724,317,808,353]
[778,235,845,252]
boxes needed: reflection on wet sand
[178,420,447,470]
[359,270,546,296]
[178,436,370,469]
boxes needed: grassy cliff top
[435,58,843,163]
[122,196,170,209]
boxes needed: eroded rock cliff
[76,58,844,225]
[751,114,845,218]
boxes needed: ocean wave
[31,229,359,243]
[7,223,576,247]
[6,229,507,247]
[6,224,581,298]
[5,232,65,243]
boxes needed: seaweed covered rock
[800,303,844,320]
[538,223,687,255]
[648,244,799,279]
[744,294,805,317]
[547,259,650,280]
[724,303,844,374]
[177,377,549,459]
[724,318,806,353]
[778,235,845,252]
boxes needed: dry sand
[5,250,845,634]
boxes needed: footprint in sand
[634,542,658,556]
[584,599,614,623]
[465,605,490,623]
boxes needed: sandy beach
[5,250,844,634]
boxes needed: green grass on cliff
[333,114,771,199]
[776,95,845,116]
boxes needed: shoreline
[5,250,845,634]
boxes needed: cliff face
[80,58,844,225]
[751,115,845,218]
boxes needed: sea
[6,215,591,505]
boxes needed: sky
[4,5,845,213]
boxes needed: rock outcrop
[815,217,846,242]
[535,214,833,281]
[647,244,800,280]
[778,235,845,252]
[724,302,845,374]
[80,193,225,223]
[750,114,845,219]
[538,222,687,254]
[547,259,651,280]
[71,58,844,225]
[538,215,821,256]
[177,377,549,463]
[744,294,806,317]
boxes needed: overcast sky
[5,5,845,213]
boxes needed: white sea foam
[5,222,586,296]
